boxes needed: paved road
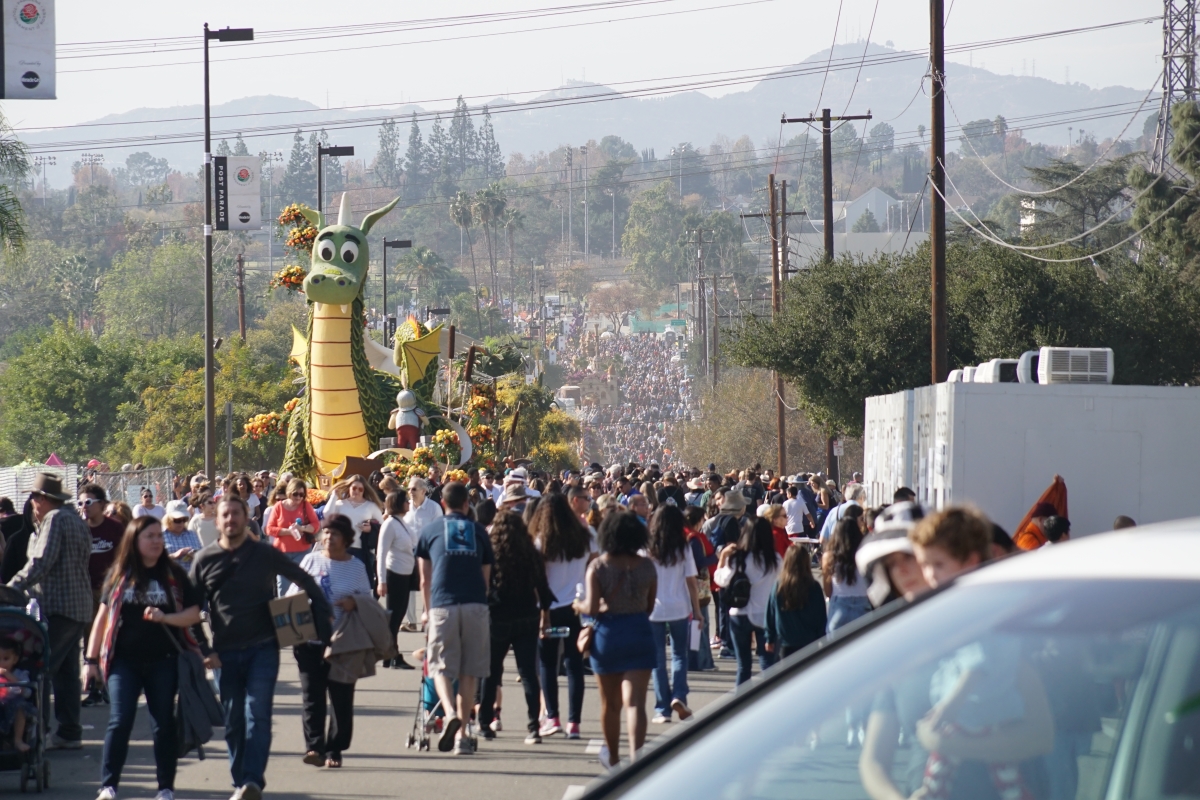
[26,626,742,800]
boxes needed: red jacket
[772,526,791,558]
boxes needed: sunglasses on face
[77,498,101,508]
[290,492,305,498]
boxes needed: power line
[57,0,777,74]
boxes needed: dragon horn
[337,192,352,227]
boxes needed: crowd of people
[0,449,1113,800]
[566,333,693,469]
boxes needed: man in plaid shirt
[7,473,93,749]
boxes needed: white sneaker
[155,791,175,800]
[651,713,670,724]
[598,743,614,771]
[96,788,118,800]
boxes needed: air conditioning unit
[1036,347,1114,385]
[973,358,1020,383]
[947,369,965,382]
[961,366,977,382]
[1016,350,1041,383]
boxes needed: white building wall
[863,382,1200,536]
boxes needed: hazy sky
[5,0,1164,133]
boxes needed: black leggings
[480,615,541,733]
[294,643,355,758]
[384,569,413,643]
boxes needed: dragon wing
[290,325,308,371]
[401,323,445,384]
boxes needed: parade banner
[214,155,262,231]
[1,0,55,99]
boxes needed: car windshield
[614,579,1200,800]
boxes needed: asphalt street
[24,624,742,800]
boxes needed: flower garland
[269,265,307,293]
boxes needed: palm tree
[449,190,482,333]
[402,246,449,302]
[501,207,524,314]
[472,183,506,306]
[0,109,29,249]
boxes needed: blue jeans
[689,604,715,671]
[277,550,309,596]
[103,655,179,791]
[827,594,873,634]
[218,642,280,790]
[729,614,776,686]
[650,618,690,715]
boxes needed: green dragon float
[280,193,449,481]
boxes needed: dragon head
[300,193,400,306]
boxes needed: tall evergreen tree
[216,139,233,156]
[316,128,345,200]
[233,133,250,156]
[279,129,316,208]
[447,96,478,179]
[403,112,426,201]
[478,106,505,179]
[375,117,402,190]
[428,114,451,195]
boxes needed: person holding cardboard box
[189,496,331,800]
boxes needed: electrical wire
[946,72,1161,196]
[58,0,778,74]
[839,0,881,117]
[929,170,1195,264]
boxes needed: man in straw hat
[7,472,92,749]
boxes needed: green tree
[449,191,481,331]
[402,245,450,301]
[0,322,135,462]
[726,240,1200,434]
[867,122,895,169]
[0,107,27,250]
[478,107,505,179]
[233,133,250,156]
[403,112,428,201]
[97,241,206,338]
[375,117,402,190]
[447,96,478,180]
[123,152,171,186]
[1020,155,1135,249]
[473,183,506,302]
[852,208,881,232]
[279,130,316,208]
[1129,100,1200,276]
[622,181,686,290]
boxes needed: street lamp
[204,22,254,479]
[259,149,283,273]
[317,144,354,220]
[32,155,55,205]
[604,187,616,260]
[81,153,103,185]
[382,238,412,344]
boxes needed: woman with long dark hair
[764,545,826,660]
[574,511,657,769]
[714,517,780,686]
[376,490,417,669]
[644,505,701,723]
[529,492,594,739]
[478,511,553,744]
[83,517,204,800]
[822,509,870,633]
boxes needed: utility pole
[781,108,872,261]
[930,0,948,383]
[317,144,354,221]
[768,175,786,477]
[565,147,573,265]
[235,252,246,341]
[581,144,589,264]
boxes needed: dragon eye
[318,241,335,261]
[340,241,359,264]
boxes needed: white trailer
[862,382,1200,536]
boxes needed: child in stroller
[0,638,33,753]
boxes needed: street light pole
[317,144,354,220]
[204,23,254,479]
[382,238,412,344]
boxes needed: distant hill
[25,42,1152,184]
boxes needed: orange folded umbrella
[1013,475,1068,550]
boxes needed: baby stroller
[404,647,473,752]
[0,587,49,792]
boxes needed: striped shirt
[288,552,372,628]
[164,529,204,565]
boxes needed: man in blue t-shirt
[416,481,494,755]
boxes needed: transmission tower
[1152,0,1197,175]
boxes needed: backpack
[726,558,752,609]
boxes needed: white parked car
[580,521,1200,800]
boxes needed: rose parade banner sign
[214,155,262,231]
[1,0,55,99]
